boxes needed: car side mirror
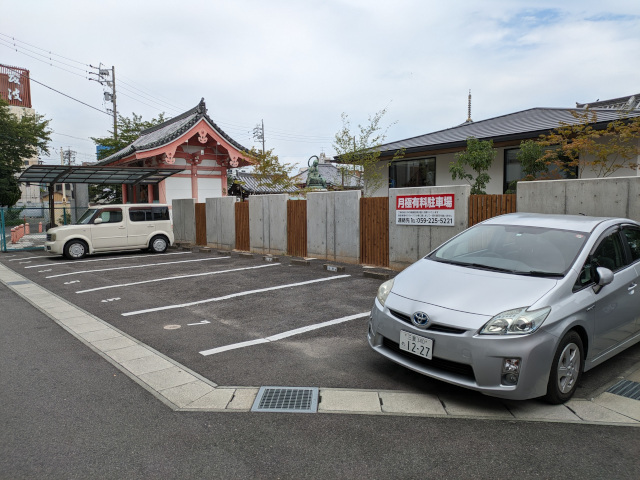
[94,218,103,224]
[593,267,614,294]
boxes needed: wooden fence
[468,194,517,226]
[195,203,207,246]
[235,201,250,251]
[360,197,389,267]
[287,200,307,257]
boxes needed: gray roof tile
[378,107,640,155]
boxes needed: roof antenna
[466,89,473,123]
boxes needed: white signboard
[396,194,455,226]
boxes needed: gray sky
[2,1,639,171]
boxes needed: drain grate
[251,386,319,413]
[7,280,30,286]
[606,380,640,400]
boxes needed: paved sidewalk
[1,261,638,425]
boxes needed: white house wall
[164,176,192,206]
[197,176,222,202]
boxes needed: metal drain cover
[251,386,319,413]
[606,380,640,400]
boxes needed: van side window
[129,209,152,222]
[99,209,123,223]
[152,207,170,221]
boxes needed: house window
[389,157,436,188]
[503,147,578,193]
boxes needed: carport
[17,165,181,229]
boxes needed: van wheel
[64,240,88,260]
[149,235,168,253]
[545,331,583,404]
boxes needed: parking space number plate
[399,330,433,360]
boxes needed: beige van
[45,204,174,259]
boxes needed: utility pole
[111,66,117,140]
[89,64,117,139]
[253,119,265,153]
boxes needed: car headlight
[49,233,56,241]
[479,307,551,335]
[376,278,395,307]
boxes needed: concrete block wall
[517,177,640,221]
[389,185,471,270]
[205,197,236,250]
[307,190,361,264]
[172,198,196,244]
[249,194,288,255]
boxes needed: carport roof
[18,165,181,185]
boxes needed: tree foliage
[333,109,404,197]
[0,98,51,206]
[240,147,296,191]
[91,112,167,160]
[538,108,640,178]
[90,112,166,203]
[449,137,496,195]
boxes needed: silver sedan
[368,213,640,403]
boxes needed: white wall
[164,176,192,206]
[197,177,222,202]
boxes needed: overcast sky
[2,0,639,171]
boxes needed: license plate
[399,330,433,360]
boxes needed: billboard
[0,64,32,108]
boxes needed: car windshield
[76,208,98,224]
[428,224,589,276]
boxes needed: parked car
[45,204,174,259]
[369,213,640,403]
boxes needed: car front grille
[382,337,475,380]
[389,309,467,335]
[46,234,52,241]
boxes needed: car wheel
[545,331,583,404]
[149,235,168,253]
[64,240,88,260]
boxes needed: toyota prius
[368,213,640,403]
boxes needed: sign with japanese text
[396,194,455,226]
[0,64,32,108]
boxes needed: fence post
[63,207,67,225]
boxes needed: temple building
[97,99,253,204]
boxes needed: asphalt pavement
[2,249,640,478]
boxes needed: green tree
[91,112,167,160]
[90,112,166,203]
[0,99,51,206]
[240,147,296,191]
[449,137,496,195]
[333,109,404,197]
[538,108,640,178]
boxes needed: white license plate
[399,330,433,360]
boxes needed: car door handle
[629,283,637,292]
[586,304,596,312]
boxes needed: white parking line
[199,312,369,356]
[75,263,281,293]
[45,257,230,278]
[8,255,46,261]
[122,275,351,317]
[25,251,191,269]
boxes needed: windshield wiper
[515,270,565,278]
[435,258,516,273]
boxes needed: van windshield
[76,209,98,224]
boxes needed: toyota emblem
[412,311,430,327]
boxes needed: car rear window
[152,207,170,221]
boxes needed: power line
[0,38,90,80]
[0,32,89,66]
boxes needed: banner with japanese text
[396,194,455,226]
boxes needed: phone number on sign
[396,212,455,225]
